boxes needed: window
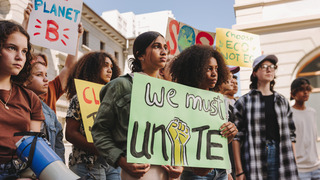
[297,56,320,92]
[82,30,88,46]
[100,41,105,51]
[114,51,119,60]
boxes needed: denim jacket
[92,74,132,168]
[41,101,65,162]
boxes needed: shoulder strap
[13,132,45,176]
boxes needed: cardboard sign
[215,28,261,67]
[165,18,216,56]
[127,73,230,169]
[27,0,83,55]
[74,79,103,142]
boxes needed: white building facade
[101,9,175,73]
[233,0,320,136]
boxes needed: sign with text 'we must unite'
[127,73,230,169]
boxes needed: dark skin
[189,56,238,177]
[65,117,99,155]
[117,156,151,179]
[191,121,238,177]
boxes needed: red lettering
[92,88,100,105]
[45,20,59,42]
[83,87,92,104]
[166,19,179,55]
[196,32,214,46]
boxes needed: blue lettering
[36,2,80,22]
[50,4,57,16]
[66,8,73,20]
[58,6,65,18]
[73,9,80,22]
[34,0,43,10]
[43,2,50,13]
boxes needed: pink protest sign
[27,0,83,55]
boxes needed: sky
[83,0,236,33]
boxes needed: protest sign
[27,0,83,55]
[74,79,103,142]
[216,28,261,67]
[127,73,230,169]
[165,18,216,56]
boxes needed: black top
[263,94,280,142]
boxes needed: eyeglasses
[259,64,277,71]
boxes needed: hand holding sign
[127,73,230,169]
[26,0,83,55]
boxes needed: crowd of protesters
[0,3,319,180]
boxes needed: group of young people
[0,5,319,180]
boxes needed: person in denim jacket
[41,100,65,161]
[24,61,65,160]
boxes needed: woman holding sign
[232,55,298,180]
[65,51,121,179]
[170,44,238,180]
[0,20,44,179]
[92,31,184,180]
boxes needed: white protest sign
[27,0,83,55]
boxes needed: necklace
[0,86,12,110]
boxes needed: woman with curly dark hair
[170,44,238,180]
[0,20,44,179]
[65,51,121,179]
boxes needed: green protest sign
[127,73,230,169]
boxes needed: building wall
[233,0,320,99]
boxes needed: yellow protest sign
[74,79,104,142]
[216,28,261,67]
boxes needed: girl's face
[0,32,28,77]
[220,72,233,92]
[199,57,218,90]
[159,59,173,81]
[232,77,238,94]
[253,60,276,83]
[24,63,49,95]
[99,57,113,83]
[140,36,168,73]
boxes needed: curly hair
[249,60,276,91]
[66,51,121,100]
[170,45,229,91]
[128,31,163,72]
[0,20,33,85]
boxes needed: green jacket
[92,74,132,168]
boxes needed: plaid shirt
[233,90,298,180]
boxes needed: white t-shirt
[292,107,320,172]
